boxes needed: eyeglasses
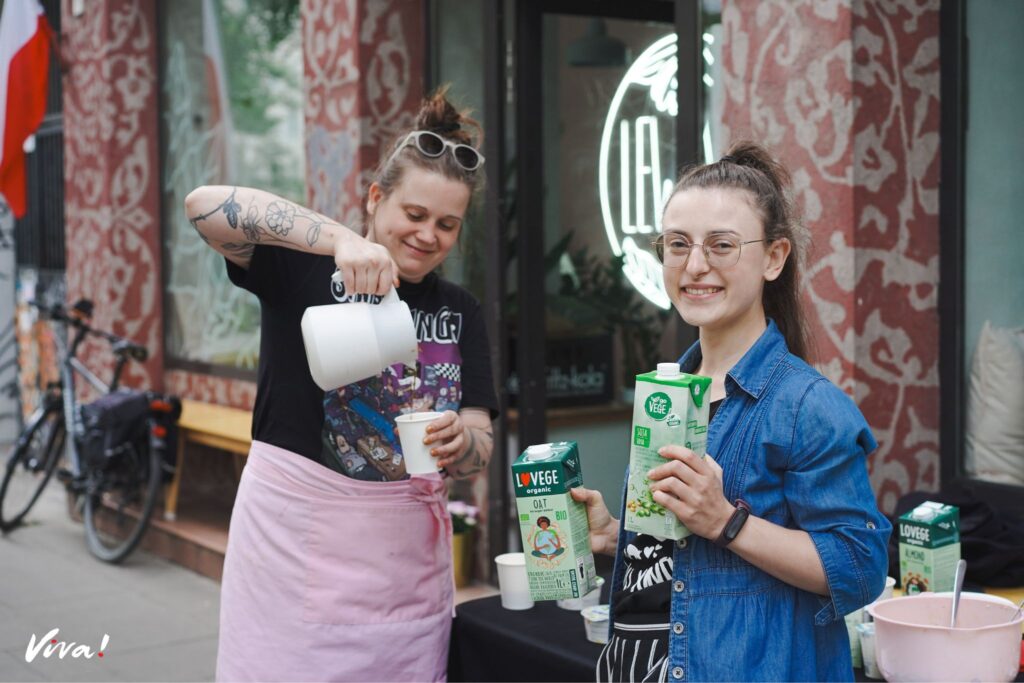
[652,233,765,268]
[389,130,485,172]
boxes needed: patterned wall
[60,0,427,410]
[303,0,424,222]
[60,0,259,408]
[61,0,164,393]
[163,0,426,409]
[720,0,941,512]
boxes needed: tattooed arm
[183,185,397,295]
[425,408,494,480]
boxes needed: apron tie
[408,473,456,612]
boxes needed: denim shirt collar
[677,319,790,400]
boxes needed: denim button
[672,622,684,634]
[672,666,684,679]
[867,521,876,529]
[676,537,688,549]
[673,580,685,592]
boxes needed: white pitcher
[301,274,418,391]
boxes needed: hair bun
[430,121,461,135]
[722,140,791,192]
[415,85,481,147]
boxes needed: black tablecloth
[448,591,1024,682]
[448,590,610,682]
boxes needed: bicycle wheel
[0,406,65,532]
[82,427,162,563]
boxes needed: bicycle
[0,299,181,563]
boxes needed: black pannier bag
[78,390,151,471]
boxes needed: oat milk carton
[512,441,598,601]
[898,501,961,594]
[624,363,712,539]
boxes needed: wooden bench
[164,399,253,521]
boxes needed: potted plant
[505,230,670,403]
[449,500,479,588]
[553,247,670,401]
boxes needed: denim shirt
[608,320,892,682]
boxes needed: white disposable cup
[557,576,605,611]
[844,609,864,668]
[857,622,880,679]
[494,553,534,610]
[581,605,610,644]
[879,576,896,602]
[395,411,444,475]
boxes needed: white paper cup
[557,576,605,611]
[879,575,896,602]
[494,553,534,610]
[395,411,443,475]
[581,604,610,644]
[844,609,864,668]
[857,622,880,679]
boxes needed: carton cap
[525,444,553,461]
[656,362,681,378]
[911,507,936,521]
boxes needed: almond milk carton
[624,363,712,539]
[898,501,961,594]
[512,441,598,601]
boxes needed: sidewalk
[0,484,220,682]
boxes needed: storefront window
[159,0,303,371]
[961,0,1024,486]
[702,7,724,162]
[529,16,681,410]
[429,0,487,302]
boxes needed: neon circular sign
[598,34,677,310]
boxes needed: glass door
[513,1,703,503]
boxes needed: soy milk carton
[512,441,598,601]
[898,501,961,594]
[624,363,712,539]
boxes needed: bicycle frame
[3,300,175,559]
[50,316,133,481]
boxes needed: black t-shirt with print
[226,246,498,479]
[614,398,723,625]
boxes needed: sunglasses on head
[392,130,485,172]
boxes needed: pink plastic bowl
[866,593,1023,682]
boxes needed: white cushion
[964,321,1024,485]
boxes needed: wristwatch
[714,499,751,547]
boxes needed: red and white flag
[0,0,50,218]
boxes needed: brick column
[303,0,425,223]
[720,0,941,512]
[61,0,164,391]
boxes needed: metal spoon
[949,558,967,628]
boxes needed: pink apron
[216,441,453,682]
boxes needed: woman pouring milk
[572,141,891,682]
[185,90,498,681]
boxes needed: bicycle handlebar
[27,299,149,362]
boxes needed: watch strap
[714,499,751,547]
